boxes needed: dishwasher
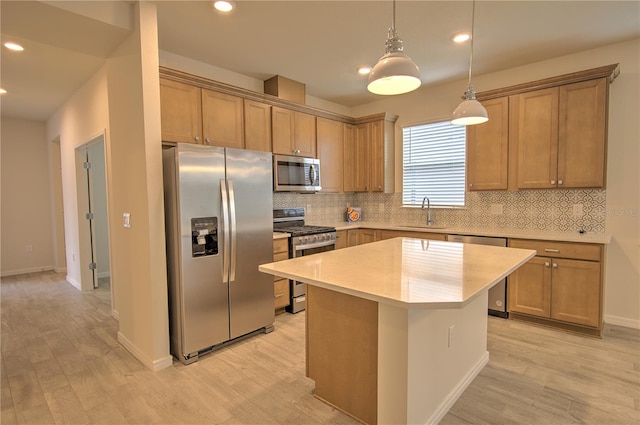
[446,234,509,318]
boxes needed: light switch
[123,212,131,228]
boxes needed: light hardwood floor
[1,271,638,424]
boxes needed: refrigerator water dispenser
[191,217,218,257]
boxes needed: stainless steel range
[273,208,336,313]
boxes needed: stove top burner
[274,224,336,236]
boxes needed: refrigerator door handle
[227,180,237,283]
[220,180,230,285]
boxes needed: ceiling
[2,1,639,121]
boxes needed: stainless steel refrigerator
[163,144,275,364]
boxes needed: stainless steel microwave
[273,154,321,193]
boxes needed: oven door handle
[293,240,336,253]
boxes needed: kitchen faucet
[421,196,432,226]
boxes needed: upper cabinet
[272,106,316,157]
[159,79,202,144]
[244,99,272,152]
[466,96,510,191]
[345,114,396,193]
[471,64,617,191]
[202,89,244,148]
[316,117,344,193]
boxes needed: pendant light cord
[392,0,396,31]
[467,0,476,90]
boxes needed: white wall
[46,67,110,291]
[352,38,640,328]
[1,117,55,276]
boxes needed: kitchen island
[259,238,535,424]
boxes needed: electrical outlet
[123,212,131,228]
[26,245,33,253]
[572,204,584,217]
[72,253,76,262]
[448,325,455,348]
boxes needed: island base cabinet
[306,285,490,425]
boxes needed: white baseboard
[426,351,490,425]
[66,275,82,290]
[117,331,173,371]
[1,265,54,277]
[111,309,119,321]
[97,271,111,279]
[605,314,640,330]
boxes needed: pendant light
[367,0,421,96]
[451,0,488,126]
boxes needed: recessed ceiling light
[213,1,235,12]
[0,88,7,94]
[4,42,24,51]
[357,66,372,75]
[452,32,471,43]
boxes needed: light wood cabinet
[348,123,370,192]
[557,78,608,188]
[347,229,360,247]
[273,238,290,311]
[335,230,348,249]
[159,79,202,144]
[201,89,244,148]
[369,120,385,192]
[359,229,380,245]
[272,106,316,157]
[350,117,395,193]
[508,238,603,334]
[317,118,344,193]
[511,78,608,190]
[243,99,271,152]
[466,97,509,190]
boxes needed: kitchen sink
[403,225,449,230]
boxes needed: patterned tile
[273,189,606,233]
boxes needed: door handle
[309,164,317,186]
[220,180,230,285]
[544,248,560,253]
[227,180,237,283]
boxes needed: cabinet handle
[551,180,556,185]
[552,263,558,268]
[544,248,560,253]
[558,179,563,185]
[195,135,200,142]
[205,138,211,145]
[469,183,473,188]
[292,149,301,154]
[544,262,550,267]
[275,294,284,298]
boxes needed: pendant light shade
[367,0,421,96]
[451,0,488,126]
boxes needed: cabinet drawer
[509,239,601,261]
[273,251,289,262]
[274,278,290,309]
[273,238,289,255]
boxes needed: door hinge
[83,161,92,169]
[85,212,94,220]
[89,262,97,270]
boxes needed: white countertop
[313,221,611,244]
[259,238,535,309]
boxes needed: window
[402,120,466,207]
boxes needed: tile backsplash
[274,189,606,233]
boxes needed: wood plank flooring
[1,271,639,424]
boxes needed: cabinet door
[354,123,370,192]
[359,229,379,245]
[335,230,348,250]
[294,111,317,157]
[159,79,202,144]
[347,229,360,247]
[369,120,385,192]
[272,106,295,155]
[202,90,244,148]
[512,88,559,189]
[343,124,356,192]
[317,117,344,193]
[558,78,607,188]
[550,259,601,327]
[467,97,509,190]
[244,99,271,152]
[508,256,551,317]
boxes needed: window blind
[402,121,466,207]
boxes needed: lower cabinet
[508,239,603,334]
[273,238,290,312]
